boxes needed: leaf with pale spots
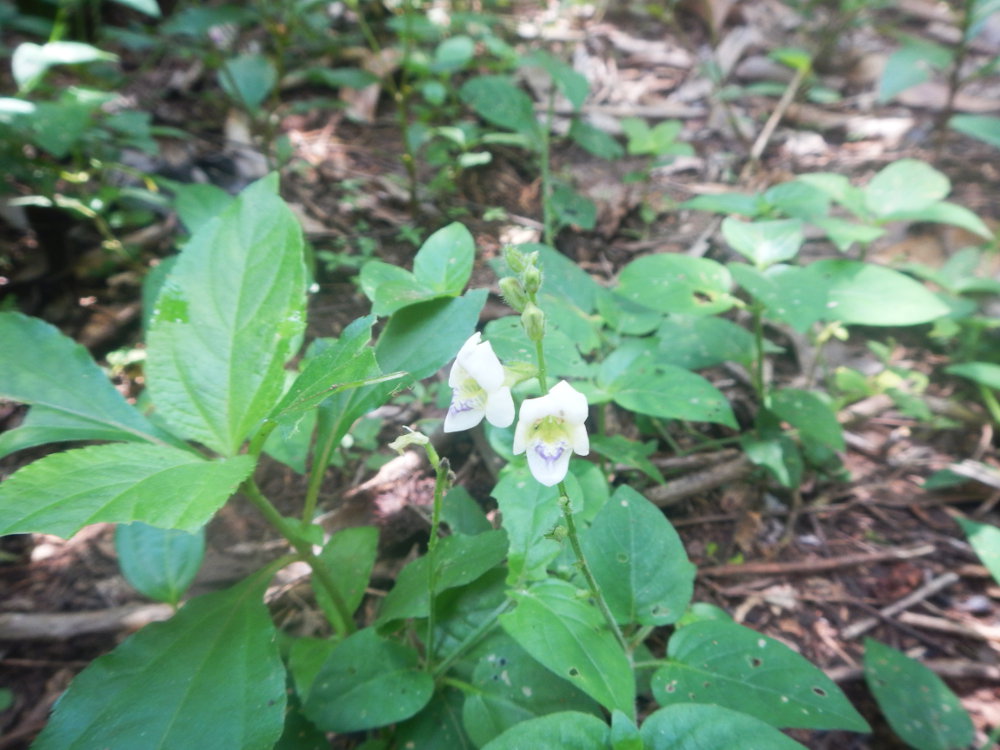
[652,620,869,732]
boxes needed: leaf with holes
[864,639,973,750]
[580,485,694,625]
[641,703,808,750]
[500,579,635,715]
[652,620,869,731]
[616,255,735,316]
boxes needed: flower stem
[422,441,452,669]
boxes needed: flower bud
[521,302,546,342]
[522,265,542,296]
[389,429,430,455]
[504,245,528,274]
[498,276,529,312]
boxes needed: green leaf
[303,628,434,732]
[0,407,149,462]
[490,466,563,583]
[653,620,869,731]
[550,185,597,231]
[0,312,168,448]
[12,41,116,89]
[945,361,1000,390]
[33,568,286,750]
[522,50,589,111]
[595,289,662,335]
[432,35,475,73]
[640,703,808,750]
[763,181,830,219]
[811,259,949,326]
[396,688,475,750]
[521,243,602,312]
[569,120,624,160]
[219,53,277,110]
[580,485,695,625]
[864,159,951,217]
[864,639,974,750]
[269,348,387,421]
[441,486,493,536]
[729,263,828,333]
[721,218,805,268]
[796,172,868,218]
[656,314,755,368]
[0,444,253,538]
[115,522,205,606]
[878,37,952,102]
[462,633,602,747]
[484,315,587,378]
[741,433,802,488]
[146,174,307,455]
[616,255,734,316]
[770,388,845,451]
[171,182,234,235]
[481,711,610,750]
[950,113,1000,150]
[621,118,687,157]
[610,363,737,428]
[588,435,665,484]
[809,217,885,252]
[413,222,476,294]
[313,527,378,624]
[610,710,642,750]
[500,579,635,715]
[968,0,1000,39]
[682,192,765,217]
[956,517,1000,584]
[108,0,161,17]
[881,201,994,239]
[460,76,539,137]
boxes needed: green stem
[423,441,451,669]
[751,303,768,407]
[241,479,354,636]
[978,383,1000,425]
[433,598,513,678]
[534,339,549,393]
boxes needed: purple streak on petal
[533,440,567,467]
[449,398,477,415]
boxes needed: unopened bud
[522,265,542,296]
[499,276,529,312]
[388,429,430,455]
[504,245,528,274]
[521,302,546,342]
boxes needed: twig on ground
[698,544,936,578]
[897,611,1000,643]
[646,455,753,508]
[841,571,960,640]
[0,603,173,641]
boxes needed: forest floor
[2,1,1000,747]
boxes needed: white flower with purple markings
[444,333,515,433]
[513,380,589,486]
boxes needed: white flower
[444,333,515,433]
[512,380,589,486]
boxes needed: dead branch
[646,455,754,508]
[698,544,936,578]
[841,572,960,640]
[0,603,173,641]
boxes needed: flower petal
[484,386,515,428]
[570,422,590,456]
[444,395,485,432]
[449,334,482,388]
[458,340,505,393]
[549,380,589,423]
[526,437,572,486]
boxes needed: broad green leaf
[0,406,152,461]
[484,315,587,378]
[729,263,828,332]
[763,181,830,219]
[741,433,802,488]
[770,388,845,451]
[881,201,994,239]
[460,76,539,137]
[219,53,277,110]
[146,175,307,455]
[945,361,1000,390]
[500,579,635,715]
[462,633,602,747]
[616,254,734,316]
[0,312,168,447]
[550,185,597,231]
[303,627,434,732]
[877,37,952,102]
[610,363,737,428]
[171,182,234,235]
[12,41,116,89]
[810,217,885,252]
[433,568,508,658]
[864,639,973,750]
[610,710,642,750]
[682,192,765,217]
[481,711,610,750]
[539,292,601,354]
[950,113,1000,150]
[115,522,205,606]
[396,688,475,750]
[721,217,805,268]
[432,35,475,73]
[269,348,388,421]
[305,67,379,90]
[811,259,949,326]
[490,466,563,583]
[569,120,624,160]
[313,526,378,625]
[621,118,686,157]
[641,704,807,750]
[588,435,665,484]
[441,486,493,536]
[595,289,662,335]
[33,568,286,750]
[0,443,253,538]
[796,172,867,218]
[413,222,475,294]
[956,517,1000,584]
[865,159,950,217]
[656,314,755,368]
[653,620,869,731]
[580,485,695,625]
[288,637,338,697]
